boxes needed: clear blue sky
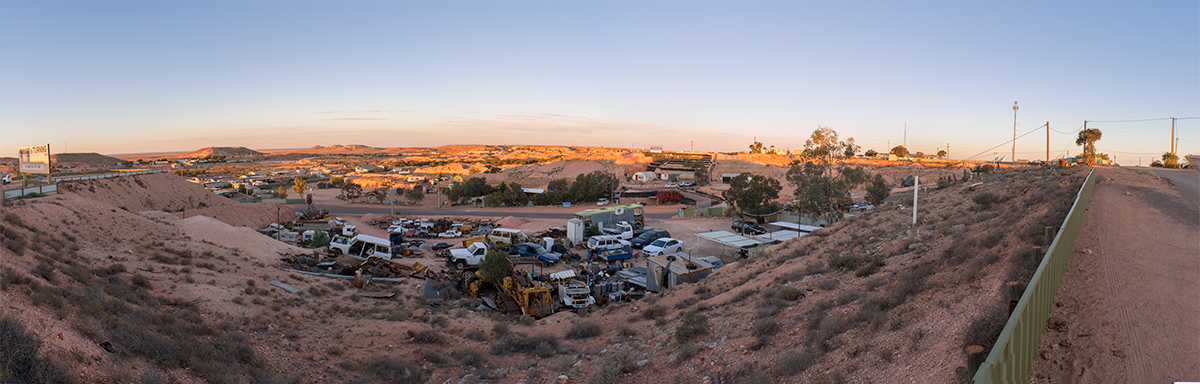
[2,1,1197,163]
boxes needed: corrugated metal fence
[3,169,167,200]
[973,167,1097,382]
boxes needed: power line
[1085,117,1200,123]
[963,123,1047,160]
[1095,148,1169,155]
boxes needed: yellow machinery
[501,273,554,318]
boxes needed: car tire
[454,260,466,270]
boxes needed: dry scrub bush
[362,356,424,384]
[641,305,667,321]
[588,349,640,384]
[674,343,699,363]
[411,329,444,344]
[674,311,710,343]
[0,313,75,384]
[774,349,814,376]
[972,192,1000,208]
[565,321,602,340]
[454,348,487,368]
[490,333,560,358]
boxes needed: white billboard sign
[19,144,51,174]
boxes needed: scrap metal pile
[280,252,454,282]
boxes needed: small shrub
[565,321,601,340]
[420,350,447,367]
[674,343,699,364]
[492,322,510,337]
[587,349,639,384]
[827,254,866,271]
[816,279,840,291]
[980,232,1004,249]
[465,330,488,341]
[804,262,827,275]
[32,262,57,283]
[363,356,424,384]
[616,325,638,337]
[0,314,74,384]
[837,290,861,305]
[641,305,667,320]
[774,349,814,376]
[783,287,803,301]
[752,317,779,337]
[411,329,444,344]
[964,304,1009,358]
[674,311,709,343]
[972,192,1000,208]
[99,263,127,277]
[131,274,152,289]
[490,333,560,358]
[854,260,883,277]
[454,348,486,368]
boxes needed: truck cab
[558,280,596,310]
[448,242,489,270]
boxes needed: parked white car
[642,237,683,257]
[664,183,679,188]
[438,229,462,238]
[597,198,610,206]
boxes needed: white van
[587,235,630,251]
[328,234,399,260]
[488,228,528,246]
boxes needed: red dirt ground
[1030,167,1200,383]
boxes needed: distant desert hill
[0,153,124,168]
[185,146,264,158]
[52,152,125,168]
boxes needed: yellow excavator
[500,273,554,318]
[464,268,554,318]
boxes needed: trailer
[574,204,645,231]
[590,245,634,263]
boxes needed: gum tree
[1075,128,1103,166]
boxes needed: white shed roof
[695,230,767,249]
[768,222,822,233]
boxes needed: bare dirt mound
[51,152,124,168]
[58,172,236,213]
[183,202,294,229]
[183,146,264,158]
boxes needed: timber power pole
[1046,122,1050,165]
[1012,101,1019,162]
[1171,118,1176,154]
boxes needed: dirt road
[1032,167,1200,383]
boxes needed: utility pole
[903,120,907,149]
[1012,101,1019,163]
[947,143,950,158]
[691,141,694,152]
[1166,117,1176,153]
[1046,122,1050,166]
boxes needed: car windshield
[636,232,655,240]
[530,245,547,254]
[649,239,668,247]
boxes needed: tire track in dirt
[1032,168,1199,383]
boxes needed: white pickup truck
[447,242,489,270]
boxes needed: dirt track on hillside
[1031,167,1200,383]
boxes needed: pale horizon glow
[2,1,1197,164]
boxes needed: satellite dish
[615,207,624,215]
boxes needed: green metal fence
[973,167,1097,383]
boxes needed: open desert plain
[7,144,1190,384]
